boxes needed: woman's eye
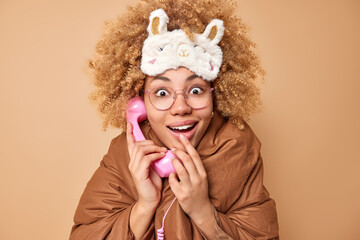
[189,87,204,95]
[154,89,169,97]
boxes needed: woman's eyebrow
[152,74,198,82]
[186,74,199,81]
[153,76,170,81]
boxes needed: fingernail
[179,134,186,141]
[171,148,176,152]
[161,147,167,151]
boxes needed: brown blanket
[70,112,279,239]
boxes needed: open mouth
[167,123,197,133]
[166,120,199,140]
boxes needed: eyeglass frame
[144,85,214,111]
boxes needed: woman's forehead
[145,67,210,87]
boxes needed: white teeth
[170,124,194,130]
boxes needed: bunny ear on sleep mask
[140,8,224,81]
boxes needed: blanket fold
[70,112,279,239]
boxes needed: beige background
[1,0,359,239]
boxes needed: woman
[70,0,279,239]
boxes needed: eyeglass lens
[148,85,212,110]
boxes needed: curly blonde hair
[89,0,264,130]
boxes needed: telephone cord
[156,197,177,240]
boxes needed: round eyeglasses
[144,85,214,110]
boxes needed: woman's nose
[169,93,192,115]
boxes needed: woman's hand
[168,134,215,225]
[126,122,166,209]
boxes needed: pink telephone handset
[126,96,177,178]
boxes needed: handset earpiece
[126,96,177,178]
[126,97,147,141]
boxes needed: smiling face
[144,67,213,151]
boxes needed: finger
[149,168,162,190]
[168,172,182,196]
[133,143,167,159]
[128,138,164,168]
[171,148,198,175]
[171,148,198,178]
[179,134,206,176]
[130,152,166,178]
[130,139,165,158]
[126,122,135,154]
[171,157,191,186]
[131,143,167,169]
[132,139,156,146]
